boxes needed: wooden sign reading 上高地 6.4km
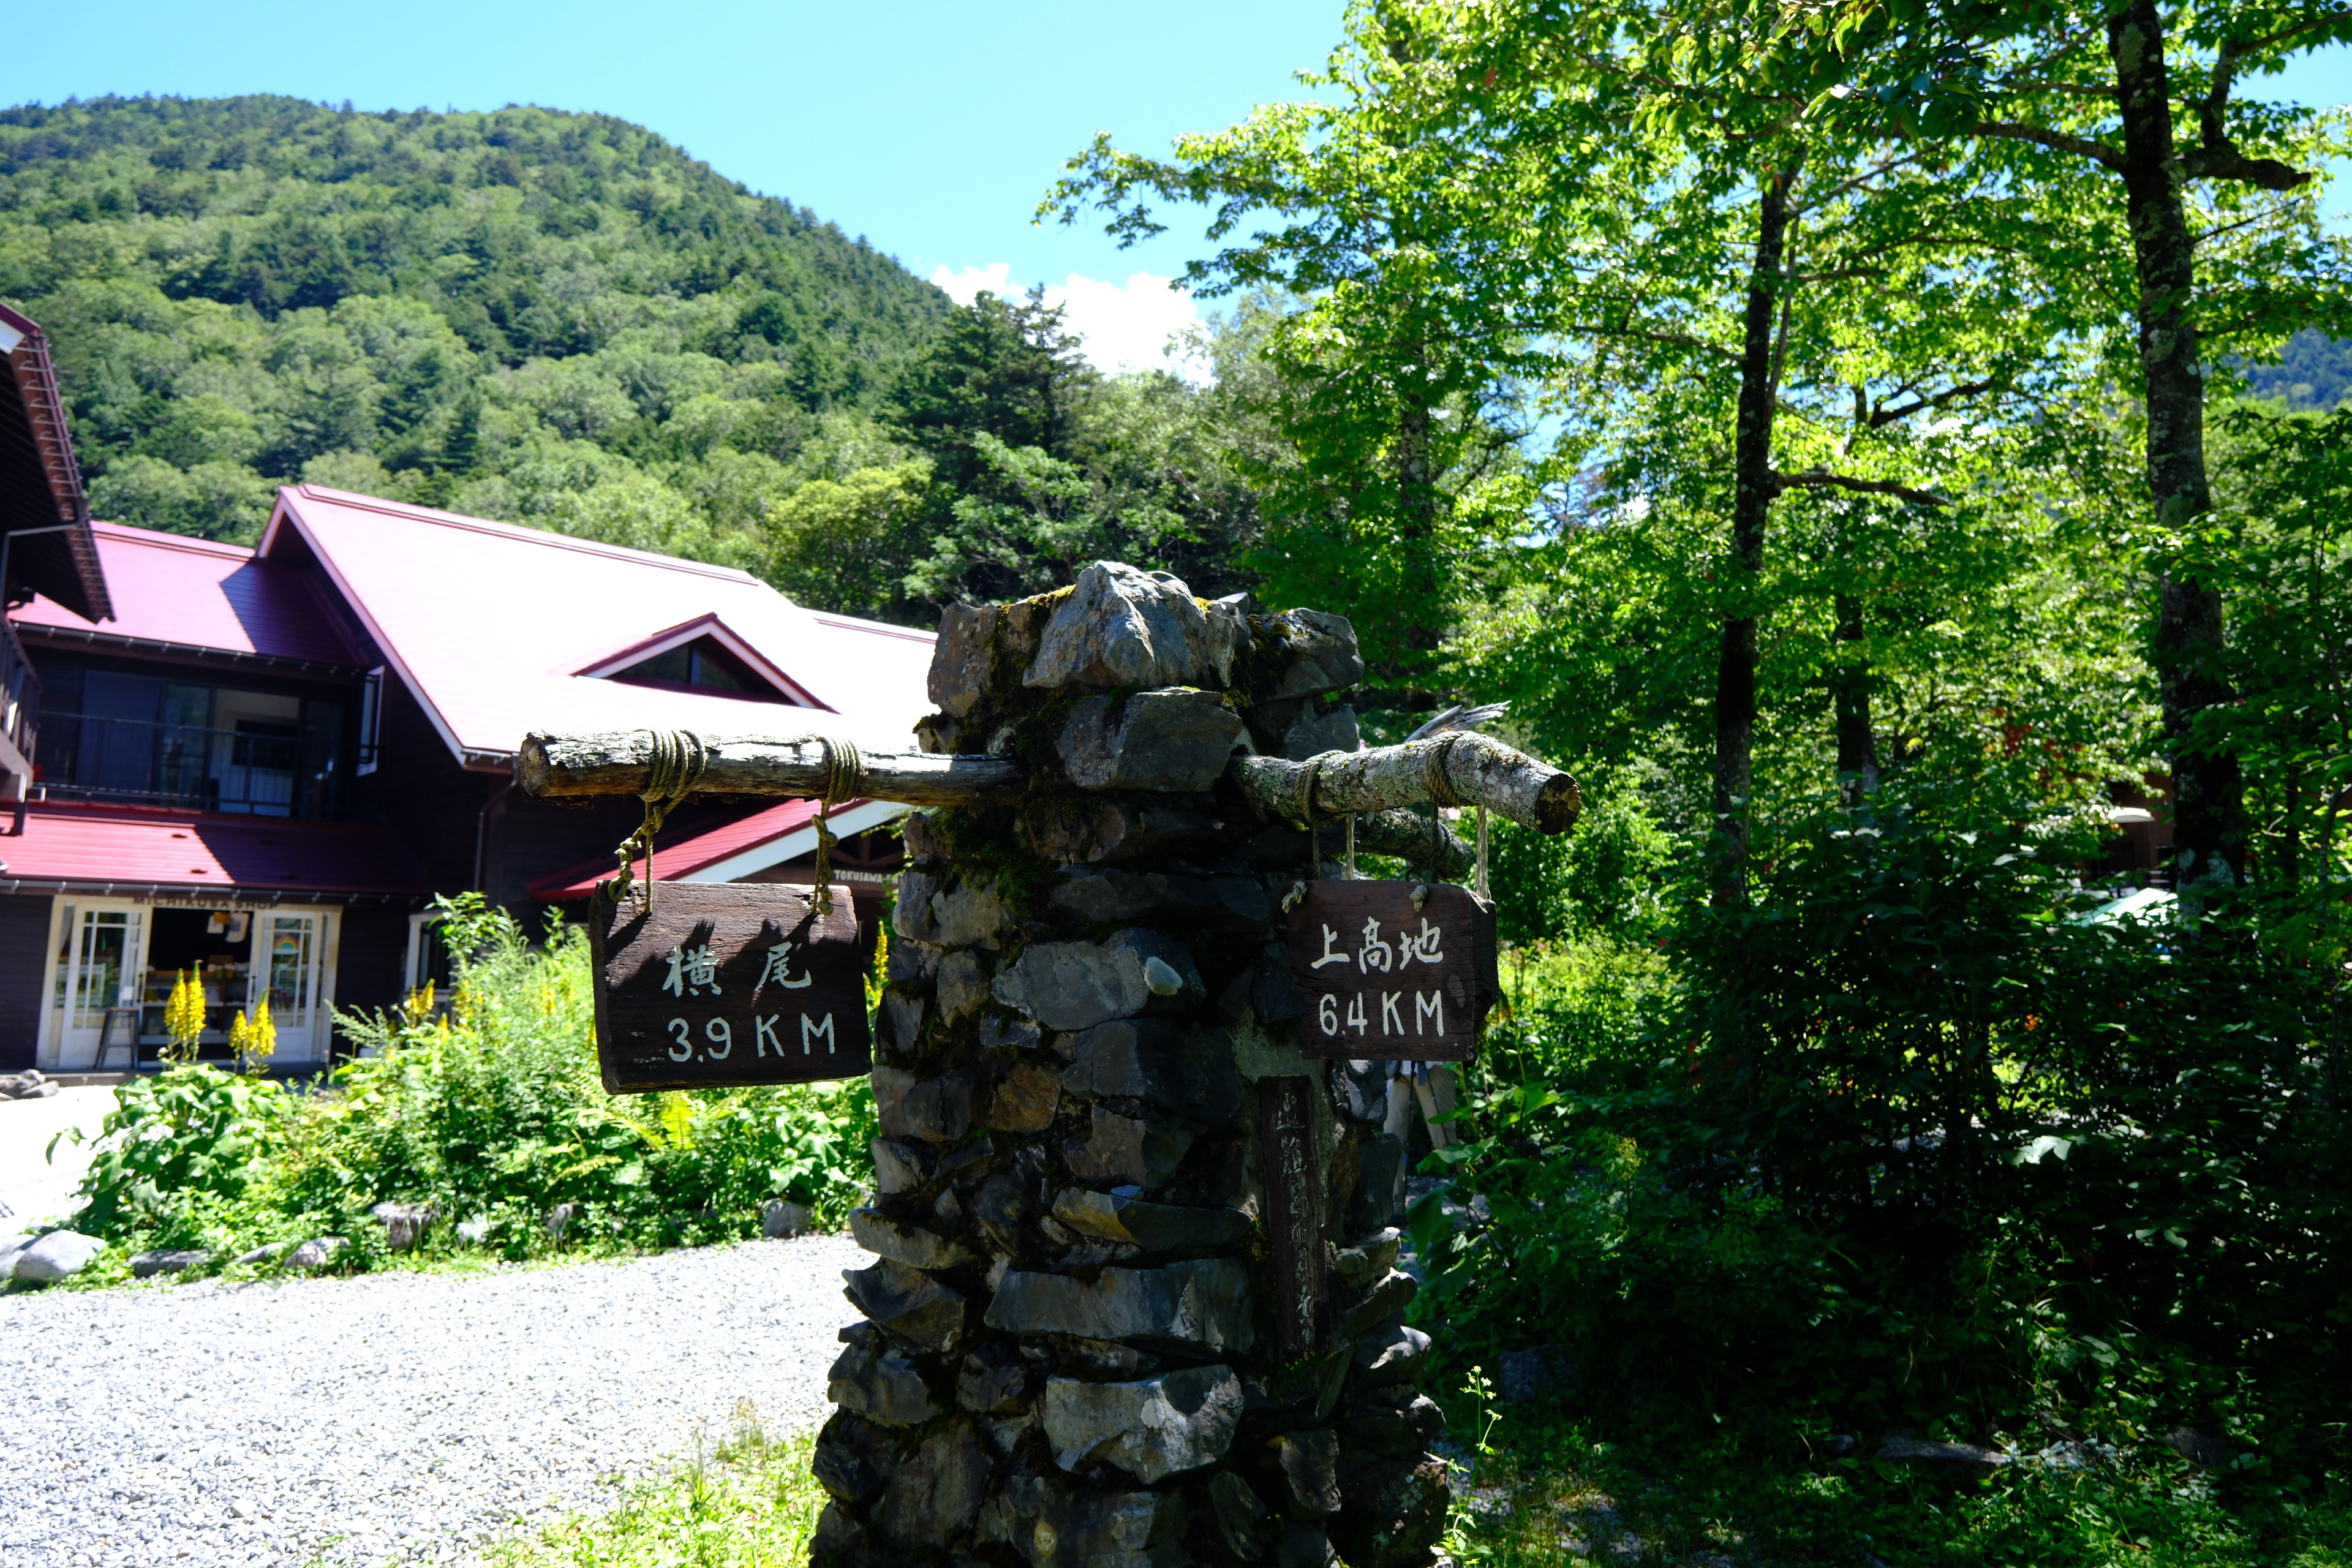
[1286,880,1498,1061]
[590,882,871,1093]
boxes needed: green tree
[894,288,1097,497]
[1049,37,1548,704]
[1827,0,2352,903]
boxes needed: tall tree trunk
[1395,381,1440,706]
[1831,591,1879,804]
[2108,1,2246,895]
[1713,160,1799,907]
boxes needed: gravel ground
[0,1235,864,1568]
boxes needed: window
[608,637,756,693]
[47,668,350,818]
[355,667,383,776]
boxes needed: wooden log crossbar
[518,728,1582,834]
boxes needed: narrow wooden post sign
[1286,880,1498,1060]
[589,882,871,1093]
[1258,1076,1324,1357]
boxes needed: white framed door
[43,900,149,1071]
[249,908,335,1063]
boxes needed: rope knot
[603,729,707,912]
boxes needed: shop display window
[137,907,254,1061]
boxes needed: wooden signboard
[1257,1076,1324,1357]
[589,882,871,1093]
[1286,881,1497,1061]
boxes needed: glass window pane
[268,916,312,1013]
[72,909,141,1029]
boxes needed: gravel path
[0,1235,864,1568]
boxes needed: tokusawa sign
[1286,880,1498,1061]
[589,883,871,1093]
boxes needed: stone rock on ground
[12,1229,104,1283]
[1044,1363,1242,1482]
[1498,1342,1575,1404]
[1877,1430,2014,1482]
[0,1234,864,1568]
[284,1237,346,1272]
[0,1068,55,1099]
[371,1201,434,1251]
[765,1199,813,1238]
[129,1249,212,1279]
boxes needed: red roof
[0,802,428,898]
[528,796,841,900]
[13,522,362,666]
[263,486,936,766]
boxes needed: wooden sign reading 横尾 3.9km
[1286,880,1498,1061]
[590,882,872,1093]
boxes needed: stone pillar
[812,562,1450,1568]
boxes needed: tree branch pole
[518,728,1582,835]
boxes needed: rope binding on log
[809,734,863,918]
[602,729,706,913]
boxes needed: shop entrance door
[49,903,148,1070]
[250,909,333,1062]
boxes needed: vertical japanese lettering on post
[590,883,871,1092]
[1284,881,1497,1061]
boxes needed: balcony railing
[38,710,340,820]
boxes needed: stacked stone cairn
[812,562,1451,1568]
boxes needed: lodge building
[0,305,929,1076]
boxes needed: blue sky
[1,6,2345,370]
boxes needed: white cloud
[930,262,1017,307]
[929,263,1206,379]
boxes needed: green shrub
[61,1064,290,1243]
[1426,770,2352,1469]
[63,892,876,1268]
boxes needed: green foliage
[62,893,875,1268]
[1440,1396,2352,1568]
[1486,772,1676,943]
[485,1409,824,1568]
[1427,771,2352,1476]
[60,1064,289,1243]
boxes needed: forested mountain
[2248,326,2352,410]
[0,95,1272,625]
[0,96,952,567]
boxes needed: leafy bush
[62,1065,289,1243]
[1425,770,2352,1470]
[63,892,876,1269]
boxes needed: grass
[1436,1369,2352,1568]
[480,1400,826,1568]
